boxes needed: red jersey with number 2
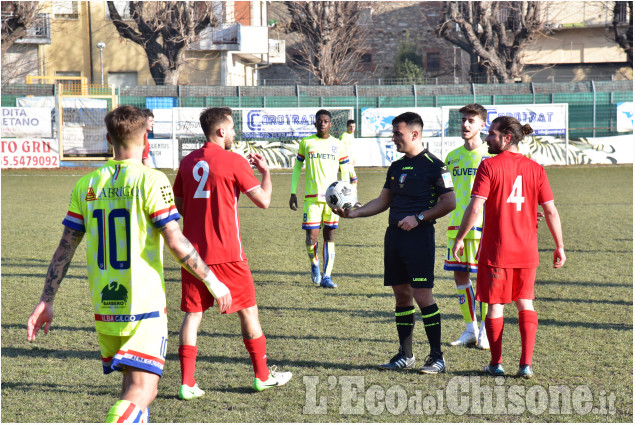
[471,151,554,268]
[173,143,260,265]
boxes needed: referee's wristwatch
[415,212,425,225]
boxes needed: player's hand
[452,239,465,262]
[397,215,418,231]
[289,194,298,211]
[553,247,566,269]
[216,293,232,314]
[247,153,268,174]
[537,211,544,223]
[27,300,53,342]
[332,207,355,218]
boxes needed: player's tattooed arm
[40,226,84,303]
[159,220,209,281]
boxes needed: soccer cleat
[311,264,322,285]
[253,366,292,392]
[379,351,415,370]
[419,354,446,374]
[517,364,534,379]
[450,329,478,346]
[179,383,205,400]
[477,327,490,350]
[483,363,505,376]
[320,275,337,288]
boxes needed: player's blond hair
[104,106,147,147]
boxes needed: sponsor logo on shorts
[413,277,428,282]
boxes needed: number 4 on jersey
[507,175,525,211]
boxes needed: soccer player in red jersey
[452,115,566,379]
[141,108,154,167]
[173,107,291,398]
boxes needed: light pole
[97,42,106,85]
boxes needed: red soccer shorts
[181,259,256,315]
[475,264,536,304]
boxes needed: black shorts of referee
[384,222,435,288]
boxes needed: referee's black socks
[421,303,442,357]
[395,306,415,358]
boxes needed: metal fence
[2,80,632,139]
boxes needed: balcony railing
[2,12,51,44]
[193,23,268,55]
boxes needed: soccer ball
[325,180,357,210]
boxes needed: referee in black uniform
[333,112,455,373]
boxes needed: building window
[108,72,138,88]
[105,1,132,20]
[426,52,440,72]
[53,1,78,19]
[359,7,372,26]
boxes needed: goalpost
[440,104,569,165]
[151,107,354,169]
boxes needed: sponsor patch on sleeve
[442,171,454,188]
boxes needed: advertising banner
[1,138,60,168]
[1,107,52,138]
[616,102,633,132]
[361,107,446,137]
[483,104,568,135]
[242,108,327,138]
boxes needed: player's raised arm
[334,188,392,218]
[159,220,232,313]
[27,226,85,341]
[246,153,272,209]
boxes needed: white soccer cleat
[450,329,478,346]
[477,323,490,350]
[253,366,292,392]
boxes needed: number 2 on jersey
[507,175,525,211]
[193,160,210,198]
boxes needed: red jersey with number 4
[471,151,554,268]
[173,143,260,265]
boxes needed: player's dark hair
[200,107,233,139]
[459,103,487,122]
[104,105,147,146]
[346,119,356,126]
[316,109,331,120]
[141,108,154,118]
[392,112,423,130]
[491,116,534,145]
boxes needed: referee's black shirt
[383,149,454,226]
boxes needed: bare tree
[1,2,42,86]
[436,1,544,83]
[284,1,372,85]
[1,2,39,57]
[613,1,633,66]
[107,1,217,85]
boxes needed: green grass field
[1,165,632,422]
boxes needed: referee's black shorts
[384,223,435,288]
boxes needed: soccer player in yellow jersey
[340,119,362,208]
[444,103,491,350]
[289,109,352,288]
[26,106,231,423]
